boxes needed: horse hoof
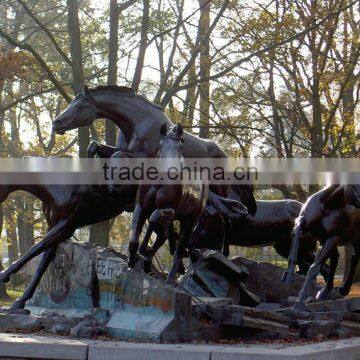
[316,288,330,301]
[7,307,30,315]
[337,286,349,297]
[329,287,346,299]
[7,298,28,313]
[178,262,185,275]
[282,270,295,284]
[293,300,306,311]
[0,272,10,283]
[127,253,139,269]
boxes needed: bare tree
[67,0,89,158]
[132,0,150,91]
[198,0,210,139]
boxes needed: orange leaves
[0,48,35,83]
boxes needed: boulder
[231,256,321,303]
[179,251,260,307]
[296,319,338,339]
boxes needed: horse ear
[176,123,183,137]
[83,85,94,102]
[160,123,167,137]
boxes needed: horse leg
[222,239,230,257]
[167,224,185,275]
[139,209,163,256]
[294,235,340,310]
[128,204,147,268]
[316,247,339,300]
[9,247,58,311]
[220,216,229,257]
[167,222,177,256]
[143,231,166,274]
[295,245,330,282]
[87,141,116,158]
[140,209,176,274]
[338,245,360,296]
[187,219,206,264]
[283,223,303,284]
[0,219,74,283]
[279,238,330,281]
[166,221,193,283]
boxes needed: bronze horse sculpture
[52,85,257,214]
[128,124,210,282]
[0,183,139,311]
[195,199,329,279]
[0,177,185,310]
[283,185,360,310]
[133,124,248,276]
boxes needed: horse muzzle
[52,119,66,135]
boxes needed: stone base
[5,241,360,342]
[23,241,214,342]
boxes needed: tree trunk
[184,62,197,126]
[0,79,5,157]
[17,194,34,257]
[198,0,211,139]
[106,0,119,146]
[131,0,150,92]
[89,0,123,248]
[341,83,356,156]
[67,0,89,158]
[268,56,284,158]
[0,205,9,299]
[6,215,19,265]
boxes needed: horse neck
[8,184,52,205]
[92,92,153,141]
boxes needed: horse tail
[283,216,306,283]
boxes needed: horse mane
[89,85,164,111]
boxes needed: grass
[0,285,24,307]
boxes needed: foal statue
[128,124,209,282]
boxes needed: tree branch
[16,0,73,67]
[176,0,360,93]
[0,28,71,102]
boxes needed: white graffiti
[95,256,125,280]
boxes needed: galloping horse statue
[195,199,329,279]
[0,184,138,311]
[52,85,257,214]
[283,185,360,310]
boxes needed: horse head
[157,123,185,159]
[52,85,97,134]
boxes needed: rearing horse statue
[52,85,257,214]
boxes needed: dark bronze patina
[52,85,257,212]
[283,185,360,310]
